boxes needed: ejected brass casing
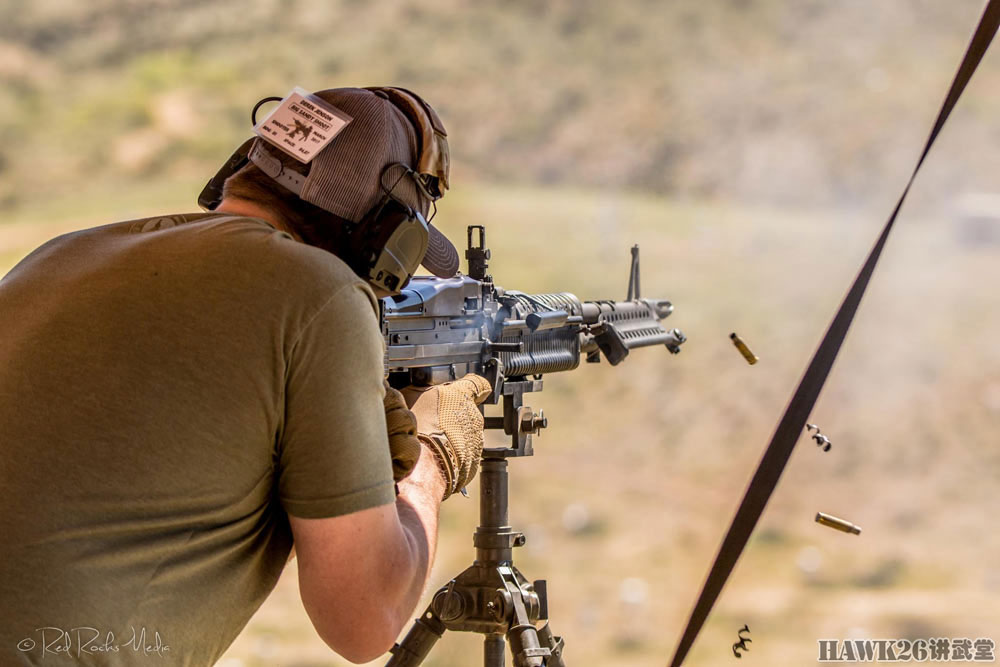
[815,512,862,535]
[730,333,759,365]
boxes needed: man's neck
[214,197,302,241]
[217,196,392,297]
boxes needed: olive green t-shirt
[0,213,396,665]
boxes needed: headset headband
[364,86,450,199]
[248,140,307,196]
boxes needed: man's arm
[288,374,490,663]
[289,443,445,664]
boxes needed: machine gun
[383,225,686,667]
[383,225,686,455]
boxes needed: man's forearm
[287,445,448,663]
[390,441,447,627]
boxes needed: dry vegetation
[2,1,999,665]
[2,0,1000,210]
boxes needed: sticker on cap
[253,87,352,163]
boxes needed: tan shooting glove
[401,374,493,499]
[383,381,421,482]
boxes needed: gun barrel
[581,297,673,324]
[526,310,571,331]
[502,345,580,376]
[580,297,685,357]
[493,292,584,378]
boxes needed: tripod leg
[537,623,566,667]
[485,633,506,667]
[385,609,446,667]
[498,568,548,667]
[507,623,548,667]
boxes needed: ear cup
[197,138,255,210]
[349,198,429,292]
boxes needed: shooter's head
[211,86,459,292]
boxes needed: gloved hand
[401,374,493,499]
[383,380,421,482]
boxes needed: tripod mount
[386,379,567,667]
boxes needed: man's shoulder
[9,210,375,315]
[132,211,367,296]
[27,211,376,318]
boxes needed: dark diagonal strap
[669,3,1000,665]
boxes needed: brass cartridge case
[815,512,862,535]
[730,333,759,365]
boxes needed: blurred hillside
[1,0,1000,215]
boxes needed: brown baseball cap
[251,87,459,278]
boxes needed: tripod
[386,379,567,667]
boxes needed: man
[0,86,489,665]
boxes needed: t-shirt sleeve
[278,282,395,518]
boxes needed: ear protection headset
[340,162,431,293]
[197,88,448,293]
